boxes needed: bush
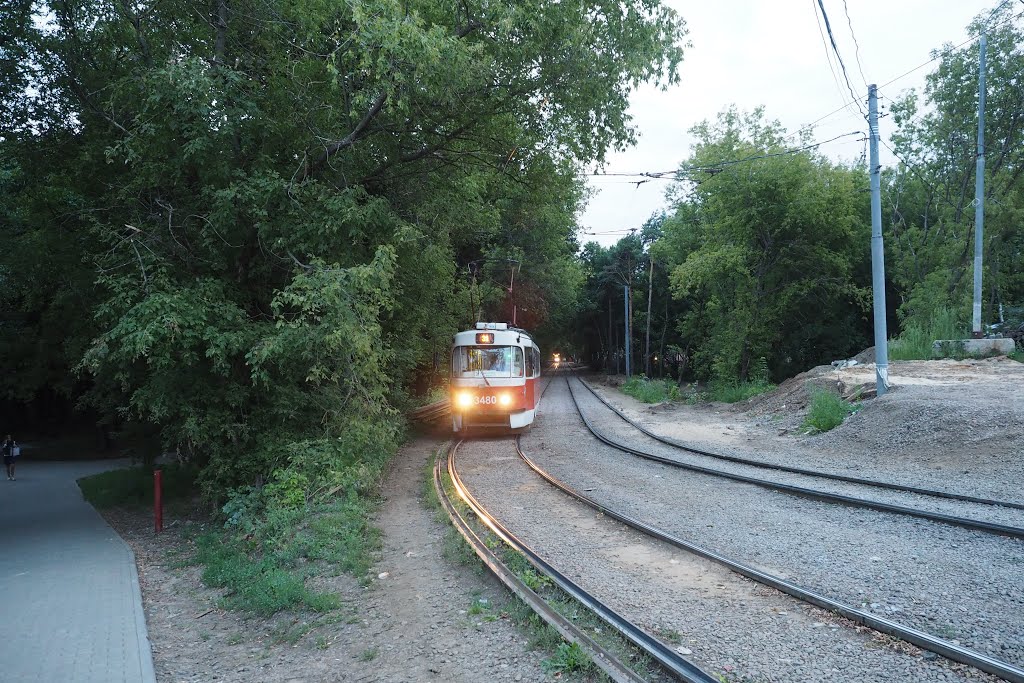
[706,379,774,403]
[889,307,966,360]
[621,376,681,403]
[78,463,197,509]
[200,418,398,614]
[803,390,858,433]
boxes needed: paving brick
[0,460,156,683]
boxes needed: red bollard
[154,469,163,533]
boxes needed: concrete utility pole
[972,34,987,337]
[868,84,890,396]
[623,285,631,378]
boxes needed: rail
[512,434,1024,683]
[566,376,1024,539]
[441,439,718,683]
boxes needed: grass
[802,390,859,433]
[655,627,683,644]
[79,457,382,620]
[1009,349,1024,363]
[78,463,197,509]
[620,376,680,403]
[194,534,340,616]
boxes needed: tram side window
[525,346,534,377]
[511,347,524,377]
[532,348,540,377]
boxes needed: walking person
[3,434,17,480]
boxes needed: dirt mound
[739,364,873,416]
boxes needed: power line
[815,0,864,115]
[812,0,852,113]
[840,0,869,89]
[785,6,1024,142]
[876,4,1021,92]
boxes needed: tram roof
[453,323,535,347]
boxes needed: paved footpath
[0,458,156,683]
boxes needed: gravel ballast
[457,433,1001,683]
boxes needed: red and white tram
[450,322,541,433]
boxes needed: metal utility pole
[623,285,631,378]
[868,85,889,396]
[972,34,987,337]
[645,257,654,377]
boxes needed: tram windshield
[452,346,524,378]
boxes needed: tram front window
[453,346,524,378]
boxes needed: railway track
[574,374,1024,512]
[435,439,717,683]
[566,375,1024,539]
[509,431,1024,683]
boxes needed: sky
[577,0,1001,246]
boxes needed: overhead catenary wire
[784,5,1024,143]
[587,130,864,182]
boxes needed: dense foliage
[886,4,1024,328]
[573,5,1023,386]
[0,0,686,507]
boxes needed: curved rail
[566,377,1024,540]
[575,375,1024,511]
[512,436,1024,683]
[445,440,717,683]
[433,445,647,683]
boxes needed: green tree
[0,0,687,497]
[886,5,1024,327]
[662,107,870,382]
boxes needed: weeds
[655,627,682,644]
[802,390,858,433]
[467,598,490,616]
[706,379,774,403]
[889,307,966,360]
[542,642,593,675]
[359,646,380,662]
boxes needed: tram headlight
[499,393,512,407]
[456,392,473,409]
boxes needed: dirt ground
[589,356,1024,500]
[104,356,1024,682]
[104,437,547,683]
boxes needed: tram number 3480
[475,395,497,405]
